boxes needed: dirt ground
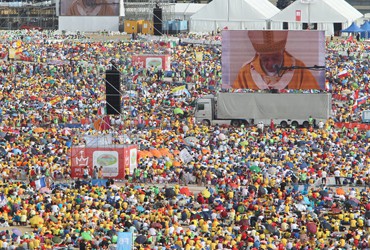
[85,33,131,41]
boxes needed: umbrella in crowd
[12,229,22,237]
[173,108,184,115]
[135,235,147,245]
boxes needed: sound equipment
[105,69,121,115]
[153,7,163,36]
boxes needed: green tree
[276,0,294,10]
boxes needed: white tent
[189,0,280,33]
[270,0,363,36]
[174,3,206,21]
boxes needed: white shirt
[334,170,341,177]
[321,171,327,178]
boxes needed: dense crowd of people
[0,29,368,250]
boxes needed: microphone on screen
[273,64,281,75]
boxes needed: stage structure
[124,0,175,29]
[71,143,138,180]
[69,61,140,181]
[57,0,124,32]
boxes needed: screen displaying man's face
[60,0,120,16]
[221,30,326,89]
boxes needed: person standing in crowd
[321,168,327,186]
[83,166,89,180]
[92,165,98,179]
[334,168,341,185]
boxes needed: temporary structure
[341,22,364,34]
[189,0,279,33]
[174,3,206,21]
[360,21,370,39]
[270,0,363,36]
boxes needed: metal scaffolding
[0,2,57,30]
[124,0,175,21]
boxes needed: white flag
[179,148,193,164]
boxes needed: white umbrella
[268,167,277,175]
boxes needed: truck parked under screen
[362,110,370,123]
[195,93,332,128]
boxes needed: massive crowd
[0,29,368,250]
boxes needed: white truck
[195,92,332,128]
[362,110,370,123]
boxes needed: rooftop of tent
[270,0,363,23]
[190,0,280,21]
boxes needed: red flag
[353,89,359,100]
[100,116,111,130]
[133,74,139,82]
[338,69,349,78]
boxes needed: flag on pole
[171,85,190,97]
[167,41,176,48]
[338,69,349,78]
[49,96,62,106]
[353,96,368,111]
[34,177,46,189]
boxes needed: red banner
[335,122,370,130]
[70,145,138,179]
[332,94,348,101]
[131,54,171,71]
[296,10,302,22]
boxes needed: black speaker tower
[105,69,121,115]
[153,7,163,36]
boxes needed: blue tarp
[341,22,364,33]
[58,123,82,129]
[91,179,108,187]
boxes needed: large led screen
[60,0,120,16]
[222,30,325,90]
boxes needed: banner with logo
[70,145,138,179]
[131,54,171,71]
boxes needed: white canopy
[270,0,363,36]
[173,3,206,21]
[190,0,280,33]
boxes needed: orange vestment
[233,51,319,90]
